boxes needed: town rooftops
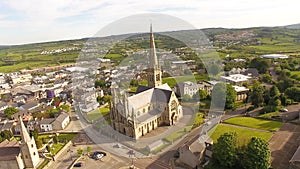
[19,102,39,111]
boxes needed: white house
[52,113,70,130]
[39,118,55,132]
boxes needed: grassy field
[162,74,209,88]
[164,125,192,143]
[224,117,282,131]
[86,107,110,121]
[209,124,273,145]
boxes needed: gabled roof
[54,113,69,123]
[40,118,55,124]
[128,84,173,111]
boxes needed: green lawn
[86,107,110,121]
[162,74,209,88]
[209,124,273,146]
[224,117,282,131]
[164,125,192,142]
[258,112,280,119]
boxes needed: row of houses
[0,112,70,134]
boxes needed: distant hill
[1,24,300,73]
[282,23,300,29]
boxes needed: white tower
[19,117,40,169]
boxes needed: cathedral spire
[150,23,158,69]
[19,117,31,143]
[148,24,162,88]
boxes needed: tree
[87,146,92,155]
[208,64,221,77]
[0,130,13,140]
[241,137,271,169]
[35,139,43,149]
[77,148,83,157]
[212,132,238,168]
[130,79,138,87]
[198,89,208,100]
[4,107,19,120]
[269,86,280,99]
[30,129,39,140]
[53,135,59,144]
[285,87,300,102]
[183,94,191,102]
[95,80,106,88]
[249,58,270,74]
[226,84,237,109]
[249,81,265,108]
[262,73,272,83]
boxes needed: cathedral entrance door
[171,112,176,125]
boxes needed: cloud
[0,0,299,44]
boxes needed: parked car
[174,151,180,158]
[92,151,106,160]
[280,108,288,112]
[73,162,83,167]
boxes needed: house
[0,120,15,133]
[220,74,251,86]
[19,102,40,112]
[198,81,213,95]
[39,118,55,132]
[176,135,213,169]
[12,111,31,121]
[26,119,40,132]
[0,102,8,111]
[81,101,99,113]
[233,85,249,101]
[174,81,199,98]
[52,113,70,130]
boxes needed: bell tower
[148,24,162,88]
[19,117,40,168]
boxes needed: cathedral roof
[136,108,161,123]
[128,84,173,111]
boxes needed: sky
[0,0,299,45]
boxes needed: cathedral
[0,117,40,169]
[110,25,183,139]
